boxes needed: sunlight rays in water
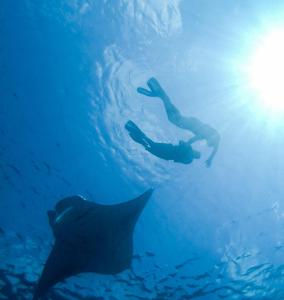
[243,27,284,120]
[248,29,284,112]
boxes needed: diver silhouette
[125,120,201,165]
[136,77,220,167]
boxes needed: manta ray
[33,189,153,299]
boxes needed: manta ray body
[33,189,153,299]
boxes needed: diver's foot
[137,87,157,97]
[125,120,148,146]
[125,120,143,136]
[136,77,165,98]
[125,120,135,131]
[147,77,165,96]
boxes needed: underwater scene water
[2,1,284,299]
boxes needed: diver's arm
[205,143,219,168]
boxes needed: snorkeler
[137,77,220,167]
[125,120,201,165]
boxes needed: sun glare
[247,29,284,114]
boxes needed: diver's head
[193,150,201,159]
[207,132,220,147]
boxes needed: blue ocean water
[1,1,284,299]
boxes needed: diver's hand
[205,159,212,168]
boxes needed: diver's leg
[149,78,198,129]
[137,78,198,130]
[125,121,175,161]
[145,141,176,161]
[157,91,184,127]
[138,78,182,119]
[125,121,153,148]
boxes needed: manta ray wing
[33,189,153,299]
